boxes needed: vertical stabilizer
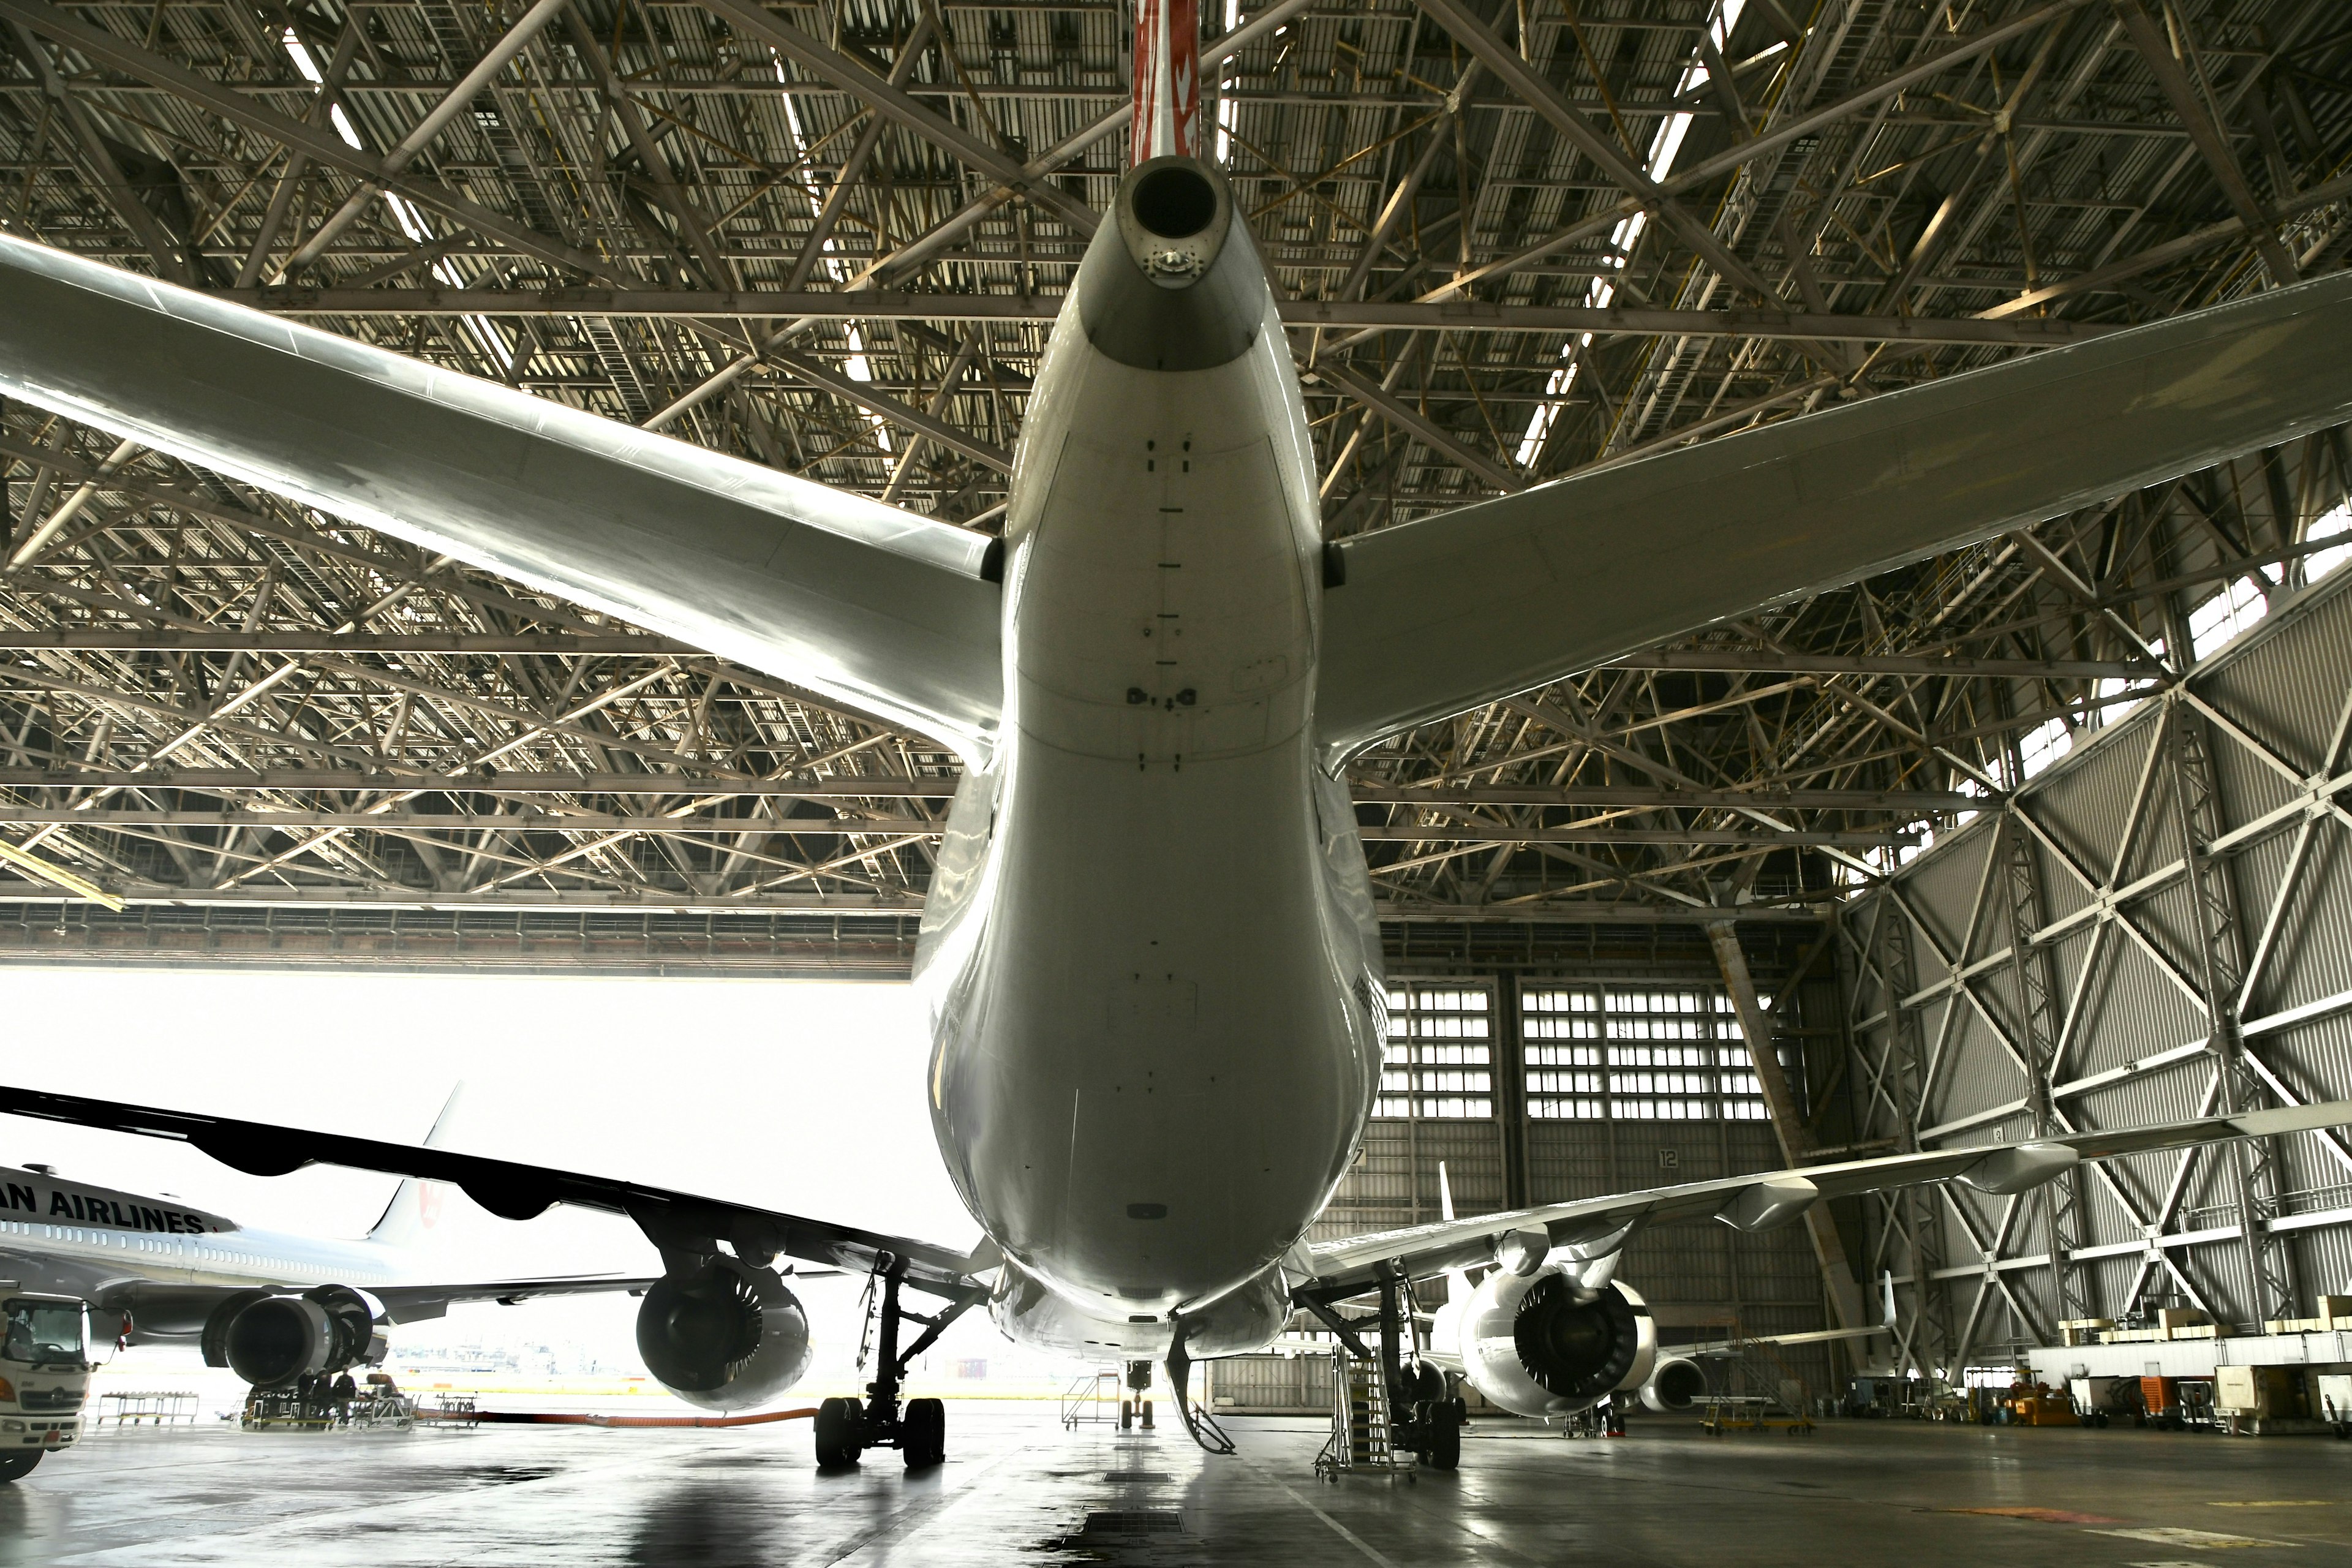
[364,1085,463,1249]
[1130,0,1200,165]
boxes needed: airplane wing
[1295,1099,2352,1297]
[370,1273,660,1322]
[1671,1325,1891,1357]
[1314,270,2352,761]
[0,1083,989,1296]
[369,1262,844,1322]
[86,1272,660,1331]
[0,234,1001,758]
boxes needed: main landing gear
[814,1253,982,1470]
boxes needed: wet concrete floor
[4,1405,2349,1566]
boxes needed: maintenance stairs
[1314,1349,1414,1480]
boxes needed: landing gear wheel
[815,1397,862,1468]
[1423,1411,1461,1471]
[0,1452,40,1482]
[1120,1400,1134,1430]
[903,1398,946,1467]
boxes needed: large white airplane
[0,1106,655,1480]
[5,0,2352,1475]
[0,1155,654,1355]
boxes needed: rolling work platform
[1314,1349,1414,1480]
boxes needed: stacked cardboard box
[2261,1294,2352,1335]
[2059,1317,2114,1346]
[2097,1307,2230,1343]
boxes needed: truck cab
[0,1292,90,1479]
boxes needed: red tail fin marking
[1131,0,1200,165]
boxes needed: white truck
[0,1292,89,1479]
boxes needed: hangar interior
[5,0,2352,1549]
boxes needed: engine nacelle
[635,1256,812,1412]
[206,1284,384,1388]
[1639,1354,1707,1413]
[1447,1268,1657,1418]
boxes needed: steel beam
[0,805,1911,845]
[1709,919,1872,1334]
[0,878,1830,923]
[1997,808,2091,1329]
[2108,0,2297,287]
[0,631,704,654]
[1305,360,1522,492]
[1359,782,1980,814]
[0,770,1981,814]
[206,288,2112,345]
[2162,693,2299,1327]
[1604,650,2155,679]
[692,0,1099,236]
[0,0,627,283]
[0,767,956,796]
[762,350,1012,472]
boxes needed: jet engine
[203,1284,385,1388]
[1638,1354,1708,1414]
[1447,1267,1658,1419]
[635,1256,812,1412]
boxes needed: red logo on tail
[1131,0,1201,165]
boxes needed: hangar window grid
[1521,986,1780,1122]
[1378,984,1493,1119]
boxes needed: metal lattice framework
[6,0,2352,951]
[1846,565,2352,1351]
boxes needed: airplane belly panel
[936,734,1373,1317]
[917,298,1379,1330]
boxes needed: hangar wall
[1847,566,2352,1376]
[1271,933,1846,1409]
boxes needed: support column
[1869,897,1954,1379]
[2164,694,2299,1326]
[1707,920,1869,1332]
[1999,808,2090,1334]
[1494,971,1530,1210]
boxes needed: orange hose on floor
[415,1406,818,1428]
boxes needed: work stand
[1297,1263,1462,1473]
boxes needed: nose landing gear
[1118,1360,1156,1430]
[1165,1316,1235,1454]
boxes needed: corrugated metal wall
[1850,568,2352,1372]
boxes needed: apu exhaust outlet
[1076,155,1266,372]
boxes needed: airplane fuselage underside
[914,186,1385,1360]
